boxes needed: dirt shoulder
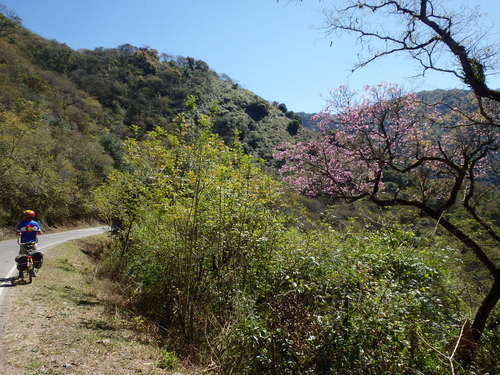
[0,236,195,375]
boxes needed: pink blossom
[274,84,498,203]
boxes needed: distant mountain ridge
[22,39,312,161]
[296,112,320,131]
[295,88,477,132]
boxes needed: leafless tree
[322,1,499,100]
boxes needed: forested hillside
[0,12,306,228]
[1,10,489,227]
[0,15,113,226]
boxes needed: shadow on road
[0,277,17,287]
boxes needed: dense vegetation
[1,7,498,374]
[0,11,306,228]
[276,83,499,347]
[0,14,113,225]
[95,103,497,374]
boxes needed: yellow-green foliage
[95,103,287,345]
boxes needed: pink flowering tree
[275,83,499,345]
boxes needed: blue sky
[3,0,499,113]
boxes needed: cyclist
[15,210,43,254]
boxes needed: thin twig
[416,320,469,375]
[448,320,469,375]
[416,329,449,360]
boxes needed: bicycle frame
[16,238,37,283]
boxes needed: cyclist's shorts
[19,243,37,255]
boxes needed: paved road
[0,226,108,290]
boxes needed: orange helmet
[23,210,36,218]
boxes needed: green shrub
[216,228,471,374]
[95,107,286,352]
[158,349,179,370]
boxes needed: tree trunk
[384,203,500,346]
[436,217,499,346]
[454,273,500,364]
[471,271,500,342]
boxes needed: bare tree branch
[321,0,500,105]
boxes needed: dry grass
[0,236,198,375]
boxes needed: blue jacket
[16,220,42,243]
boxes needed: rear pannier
[15,255,28,271]
[15,251,43,270]
[32,251,44,268]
